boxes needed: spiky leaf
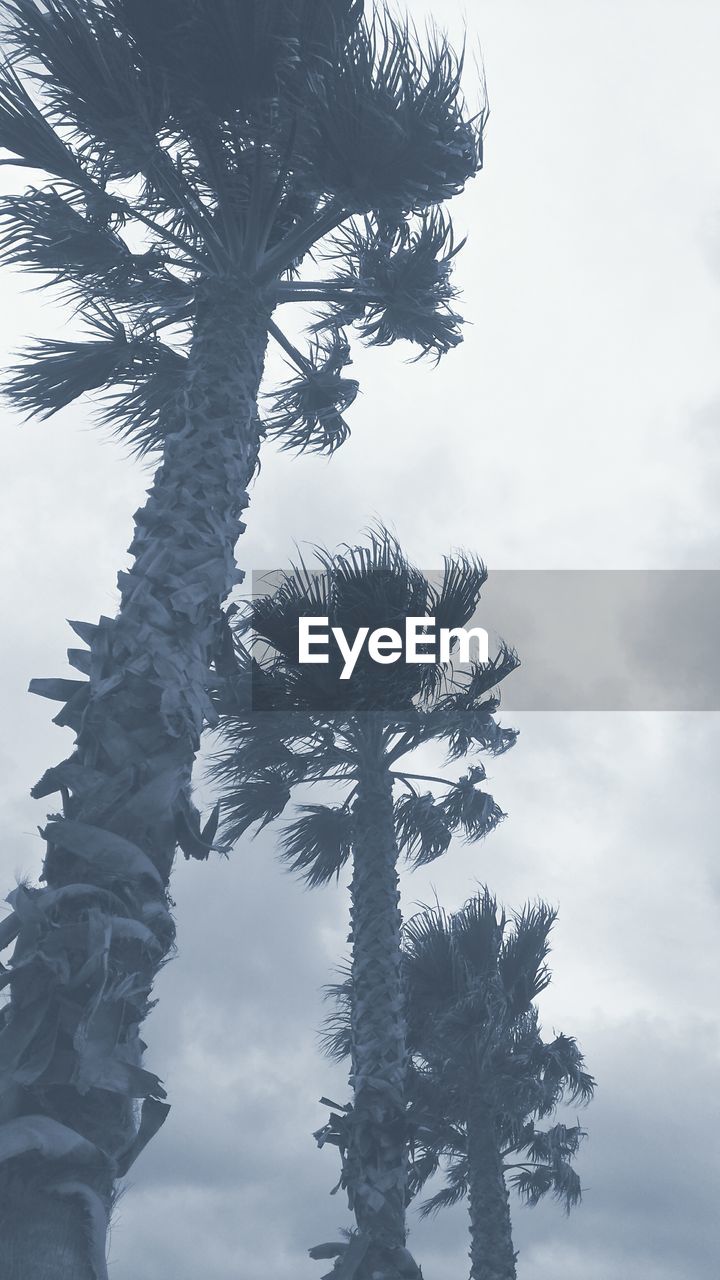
[303,14,484,215]
[327,212,465,357]
[280,804,354,886]
[266,331,358,454]
[394,792,452,867]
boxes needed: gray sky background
[1,2,719,1277]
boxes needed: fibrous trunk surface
[346,746,420,1280]
[466,1101,517,1280]
[0,284,270,1278]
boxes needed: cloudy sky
[1,2,719,1277]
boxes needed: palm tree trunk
[346,742,419,1279]
[466,1101,516,1280]
[0,281,271,1278]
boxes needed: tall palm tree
[212,529,518,1278]
[378,892,594,1280]
[0,4,485,1274]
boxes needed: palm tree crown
[391,892,593,1280]
[0,0,485,454]
[212,528,519,870]
[212,530,518,1279]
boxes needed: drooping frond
[514,1121,586,1168]
[279,803,354,886]
[394,791,452,867]
[440,771,505,841]
[432,670,520,761]
[218,772,292,842]
[325,211,465,358]
[531,1033,596,1112]
[508,1149,583,1214]
[265,329,358,454]
[406,1144,443,1201]
[418,1158,470,1217]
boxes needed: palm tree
[382,892,594,1280]
[0,4,485,1273]
[212,529,518,1278]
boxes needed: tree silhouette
[322,892,595,1280]
[0,3,485,1274]
[213,529,517,1277]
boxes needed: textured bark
[0,281,271,1277]
[466,1102,517,1280]
[346,740,420,1280]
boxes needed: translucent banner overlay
[246,570,720,712]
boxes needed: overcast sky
[1,2,719,1278]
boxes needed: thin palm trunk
[466,1100,516,1280]
[346,734,411,1275]
[0,284,270,1278]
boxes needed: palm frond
[498,903,557,1013]
[279,803,354,887]
[406,1145,442,1199]
[429,550,488,632]
[533,1033,596,1110]
[0,56,90,185]
[324,524,428,638]
[4,308,164,419]
[99,344,188,456]
[509,1156,583,1214]
[4,0,168,177]
[440,771,505,841]
[402,905,456,1033]
[394,791,452,867]
[449,889,505,987]
[302,12,483,216]
[218,772,291,842]
[0,188,127,277]
[516,1121,586,1166]
[465,646,521,700]
[319,969,353,1061]
[418,1158,470,1218]
[113,0,358,125]
[0,187,194,312]
[326,211,465,358]
[439,694,519,762]
[249,558,332,664]
[265,330,358,454]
